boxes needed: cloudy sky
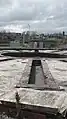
[0,0,67,33]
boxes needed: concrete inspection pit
[0,57,66,119]
[16,58,61,91]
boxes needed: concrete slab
[0,55,67,116]
[41,60,60,89]
[0,88,67,114]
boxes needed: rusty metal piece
[15,92,21,118]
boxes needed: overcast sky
[0,0,67,33]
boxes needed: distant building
[28,40,45,48]
[10,40,21,47]
[28,39,57,49]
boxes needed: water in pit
[35,65,44,86]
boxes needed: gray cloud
[0,0,67,32]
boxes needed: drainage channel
[28,60,44,86]
[16,58,61,90]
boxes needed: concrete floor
[0,50,67,116]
